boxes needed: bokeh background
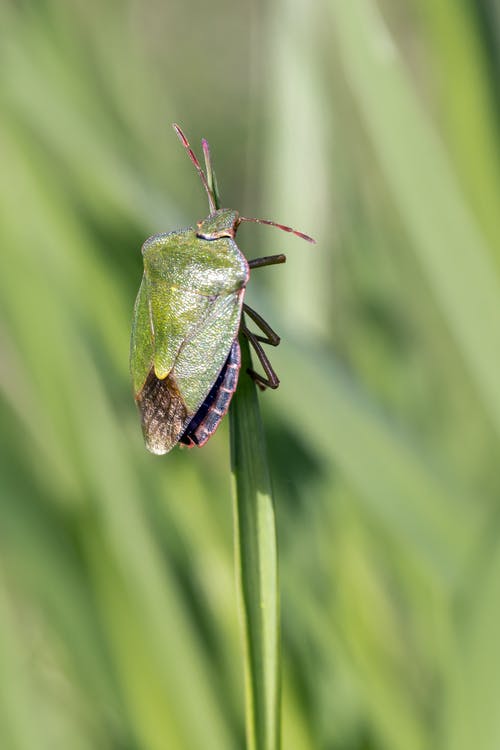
[1,0,500,748]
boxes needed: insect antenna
[238,216,316,244]
[172,123,216,214]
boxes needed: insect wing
[136,368,189,455]
[136,288,243,454]
[170,287,244,413]
[130,274,154,395]
[135,232,248,453]
[141,230,204,380]
[136,291,243,454]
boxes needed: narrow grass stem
[230,335,281,750]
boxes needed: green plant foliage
[231,337,280,750]
[1,0,499,748]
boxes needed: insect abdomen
[179,340,241,447]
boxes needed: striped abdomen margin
[179,340,241,448]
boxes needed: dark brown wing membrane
[136,369,189,454]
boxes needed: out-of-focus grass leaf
[262,0,330,338]
[274,336,481,587]
[329,0,500,437]
[443,541,500,750]
[0,0,499,748]
[420,0,500,260]
[0,574,50,750]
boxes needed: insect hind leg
[243,304,280,346]
[241,313,280,391]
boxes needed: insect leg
[248,254,286,269]
[242,304,280,346]
[241,322,280,390]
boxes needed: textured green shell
[130,208,249,454]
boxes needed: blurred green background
[1,0,500,748]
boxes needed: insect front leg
[248,254,286,270]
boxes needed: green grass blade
[0,574,47,750]
[329,0,500,436]
[272,336,481,585]
[420,0,500,258]
[230,336,280,750]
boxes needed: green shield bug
[130,124,315,454]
